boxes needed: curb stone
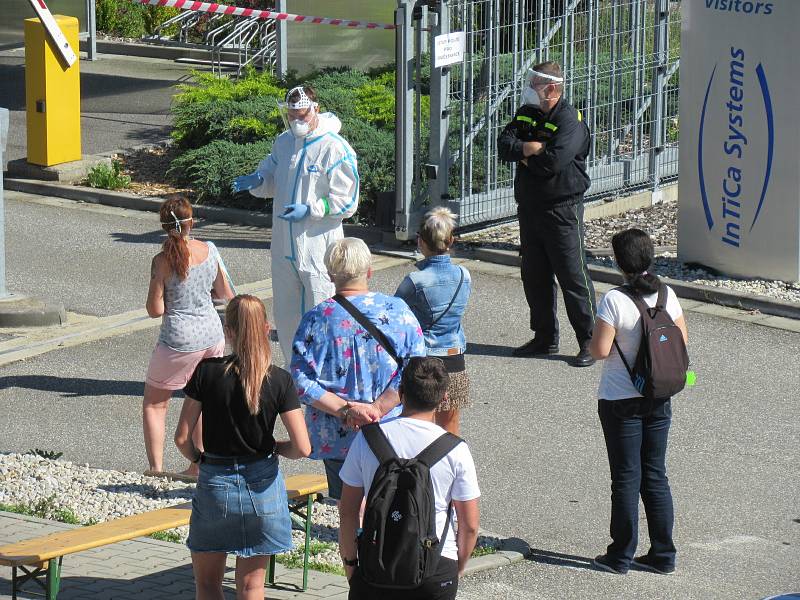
[463,247,800,321]
[463,530,530,576]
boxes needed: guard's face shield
[278,86,319,137]
[521,68,564,106]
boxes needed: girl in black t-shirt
[175,294,311,600]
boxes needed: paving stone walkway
[0,512,350,599]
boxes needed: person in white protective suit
[232,85,359,362]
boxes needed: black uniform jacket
[497,97,591,209]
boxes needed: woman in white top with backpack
[588,228,688,576]
[144,197,234,475]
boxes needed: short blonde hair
[324,238,371,285]
[419,206,456,253]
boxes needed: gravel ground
[0,454,501,567]
[459,200,800,304]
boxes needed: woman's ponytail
[159,197,192,280]
[225,295,272,415]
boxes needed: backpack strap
[427,267,465,330]
[361,423,398,464]
[333,294,401,366]
[611,285,649,377]
[415,432,463,469]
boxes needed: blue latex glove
[278,203,309,222]
[231,172,263,193]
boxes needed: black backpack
[613,284,690,401]
[357,423,462,589]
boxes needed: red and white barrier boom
[26,0,78,66]
[131,0,396,30]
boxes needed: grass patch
[0,497,81,525]
[85,160,131,191]
[148,529,182,543]
[275,539,344,577]
[471,544,498,558]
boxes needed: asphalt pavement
[0,193,798,599]
[0,49,192,167]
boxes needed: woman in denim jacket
[395,207,472,434]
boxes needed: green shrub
[169,139,272,204]
[175,69,284,105]
[86,160,131,190]
[340,117,395,200]
[95,0,180,38]
[172,96,283,149]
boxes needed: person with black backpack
[588,228,689,576]
[338,357,480,600]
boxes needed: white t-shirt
[339,416,481,561]
[596,286,684,401]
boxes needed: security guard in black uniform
[498,61,596,367]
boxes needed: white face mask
[521,86,541,107]
[290,119,311,137]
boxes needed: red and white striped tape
[132,0,396,30]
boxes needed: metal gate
[394,0,681,238]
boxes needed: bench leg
[267,554,275,585]
[302,493,314,591]
[11,566,17,600]
[46,557,62,600]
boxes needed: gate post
[427,1,450,211]
[275,0,288,79]
[394,1,415,240]
[648,0,668,194]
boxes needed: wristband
[342,557,358,567]
[339,403,352,422]
[192,452,202,464]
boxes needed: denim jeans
[598,397,676,571]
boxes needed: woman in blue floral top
[290,238,425,502]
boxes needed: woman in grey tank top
[144,197,234,475]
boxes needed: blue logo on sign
[697,47,774,248]
[659,334,668,342]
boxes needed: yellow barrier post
[24,15,81,167]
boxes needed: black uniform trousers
[518,198,596,347]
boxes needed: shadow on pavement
[111,230,269,251]
[466,342,573,365]
[96,483,194,500]
[1,376,145,398]
[0,64,184,113]
[526,547,595,571]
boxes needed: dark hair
[159,196,192,280]
[399,357,449,412]
[611,228,661,294]
[287,85,317,104]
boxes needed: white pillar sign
[434,32,464,69]
[678,0,799,282]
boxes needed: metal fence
[394,0,681,236]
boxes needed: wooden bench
[0,473,328,600]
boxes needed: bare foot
[144,468,163,477]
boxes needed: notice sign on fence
[434,32,465,68]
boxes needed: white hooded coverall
[249,112,359,362]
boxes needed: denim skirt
[187,454,294,557]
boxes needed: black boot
[572,346,595,367]
[513,338,559,357]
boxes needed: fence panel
[400,0,682,232]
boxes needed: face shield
[278,86,319,137]
[521,68,564,106]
